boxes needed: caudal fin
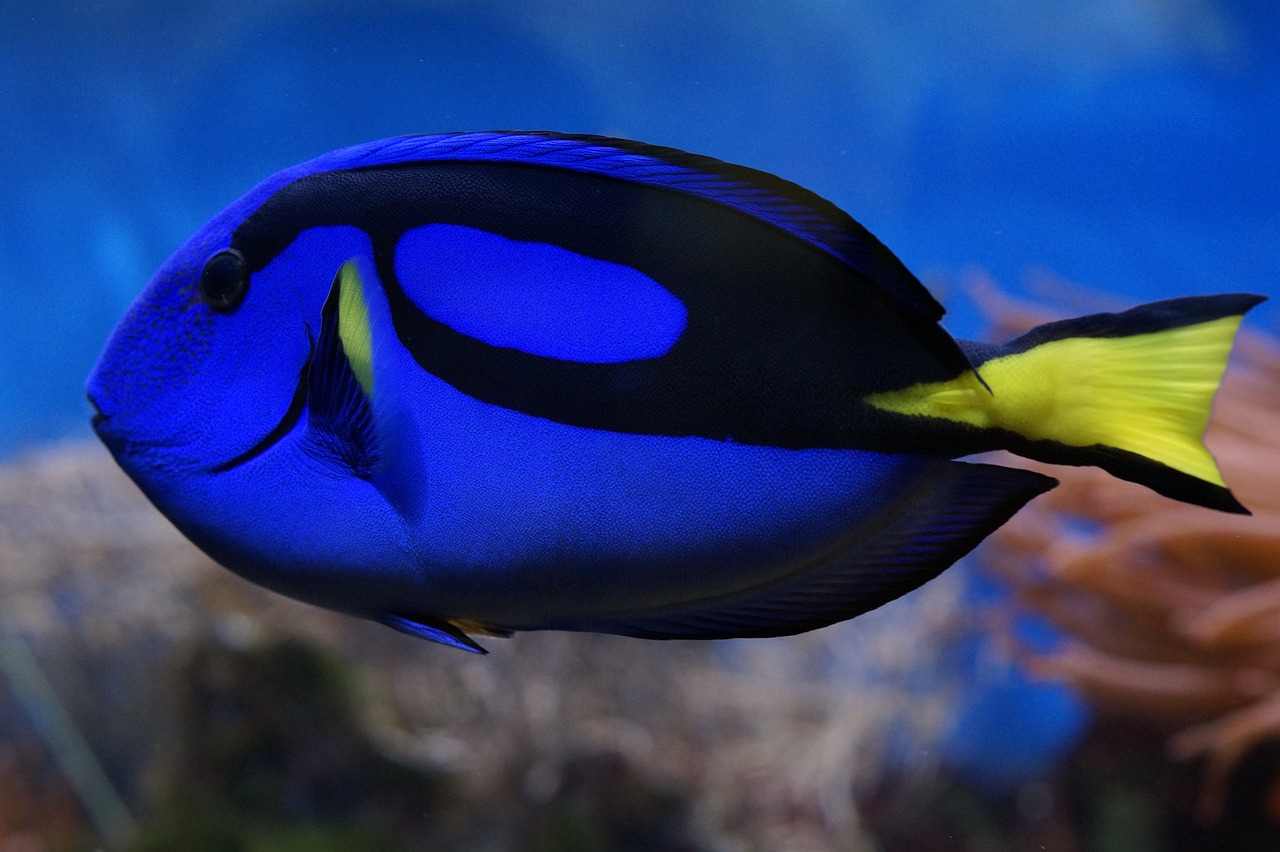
[977,293,1264,513]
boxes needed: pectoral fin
[380,613,512,654]
[306,260,379,477]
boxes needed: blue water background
[4,0,1277,789]
[4,0,1277,453]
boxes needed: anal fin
[547,460,1057,641]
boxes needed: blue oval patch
[394,224,687,363]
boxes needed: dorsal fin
[289,131,944,323]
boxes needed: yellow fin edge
[449,618,510,638]
[336,260,375,396]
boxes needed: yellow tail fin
[867,294,1264,512]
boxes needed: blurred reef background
[3,1,1279,849]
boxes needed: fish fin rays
[310,131,946,324]
[380,613,509,654]
[991,294,1260,512]
[868,294,1263,513]
[523,132,946,323]
[305,260,380,477]
[549,461,1057,641]
[990,294,1261,513]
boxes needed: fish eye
[199,248,249,312]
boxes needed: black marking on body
[232,157,974,452]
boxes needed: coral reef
[0,442,964,850]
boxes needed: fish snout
[87,392,109,428]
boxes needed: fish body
[88,132,1262,652]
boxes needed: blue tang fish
[87,132,1262,653]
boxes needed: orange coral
[970,270,1280,821]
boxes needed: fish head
[86,214,317,485]
[87,195,416,612]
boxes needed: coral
[0,441,966,850]
[971,270,1280,821]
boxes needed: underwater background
[3,1,1279,849]
[5,0,1278,456]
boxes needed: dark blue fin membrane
[304,132,944,324]
[1013,442,1248,514]
[957,294,1267,368]
[305,267,379,477]
[379,614,494,654]
[997,293,1266,352]
[541,461,1057,641]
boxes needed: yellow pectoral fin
[336,260,375,396]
